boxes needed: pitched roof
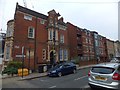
[58,21,66,26]
[16,4,48,20]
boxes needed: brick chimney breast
[59,17,64,22]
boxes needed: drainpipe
[34,17,38,71]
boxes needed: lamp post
[22,46,24,78]
[52,18,56,66]
[28,47,30,74]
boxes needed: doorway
[50,51,54,65]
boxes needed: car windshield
[51,64,63,70]
[91,67,115,74]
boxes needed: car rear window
[91,67,115,74]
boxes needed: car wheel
[89,84,96,90]
[58,72,62,77]
[73,69,76,73]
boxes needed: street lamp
[28,47,30,74]
[22,46,24,78]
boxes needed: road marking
[74,75,88,81]
[40,80,45,81]
[84,85,90,88]
[49,86,56,88]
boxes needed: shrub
[2,61,22,76]
[71,56,80,64]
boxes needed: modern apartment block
[92,31,108,62]
[67,22,83,60]
[67,22,95,66]
[106,39,115,60]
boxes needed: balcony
[77,33,81,37]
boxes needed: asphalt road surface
[2,67,91,89]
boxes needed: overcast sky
[0,0,119,41]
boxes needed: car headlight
[52,70,56,73]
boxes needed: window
[55,30,58,40]
[24,15,32,21]
[59,25,66,30]
[28,27,34,38]
[94,33,98,39]
[86,38,89,43]
[48,30,53,40]
[91,67,115,74]
[26,49,34,58]
[42,49,46,60]
[40,19,45,24]
[49,18,53,24]
[64,49,68,60]
[48,29,58,41]
[60,35,64,43]
[95,40,98,46]
[89,39,91,44]
[6,46,10,59]
[59,49,63,61]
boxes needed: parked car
[47,62,77,77]
[88,62,120,90]
[110,57,120,63]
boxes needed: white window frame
[48,29,53,40]
[55,30,58,41]
[40,19,46,24]
[24,14,32,21]
[59,49,63,61]
[60,35,64,43]
[64,49,68,61]
[42,49,46,60]
[6,45,10,60]
[59,25,66,30]
[28,27,35,38]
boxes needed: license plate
[95,76,106,81]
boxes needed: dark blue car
[47,62,77,77]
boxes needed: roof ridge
[16,4,48,19]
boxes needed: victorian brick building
[4,3,120,71]
[8,3,69,70]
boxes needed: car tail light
[112,73,120,80]
[88,71,91,77]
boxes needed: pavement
[1,64,93,81]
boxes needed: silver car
[88,63,120,90]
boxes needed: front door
[50,51,54,65]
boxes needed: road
[2,67,91,89]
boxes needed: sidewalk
[2,72,47,80]
[1,64,93,80]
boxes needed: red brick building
[4,3,115,71]
[67,22,95,65]
[12,3,69,70]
